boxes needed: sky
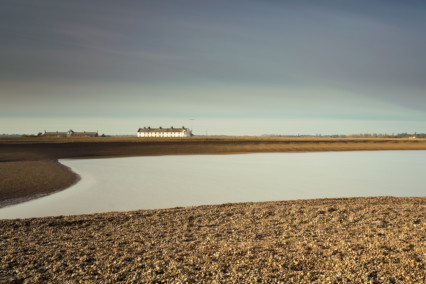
[1,0,425,136]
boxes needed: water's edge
[1,151,425,219]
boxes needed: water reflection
[1,151,425,219]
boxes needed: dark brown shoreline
[2,137,426,160]
[1,137,426,208]
[0,160,80,208]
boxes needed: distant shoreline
[1,137,426,208]
[2,136,426,159]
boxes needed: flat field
[2,136,426,159]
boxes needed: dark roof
[72,132,98,137]
[137,127,188,133]
[43,130,98,137]
[43,131,68,136]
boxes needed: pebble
[0,196,424,283]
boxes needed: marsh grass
[1,137,426,160]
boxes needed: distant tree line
[261,133,425,138]
[348,133,425,138]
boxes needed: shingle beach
[1,197,424,283]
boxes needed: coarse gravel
[0,196,424,283]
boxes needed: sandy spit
[1,196,424,283]
[0,160,79,208]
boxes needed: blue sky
[1,0,425,135]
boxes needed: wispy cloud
[1,0,425,134]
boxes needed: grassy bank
[1,137,426,160]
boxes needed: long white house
[137,126,192,138]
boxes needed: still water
[1,151,425,219]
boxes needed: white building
[137,126,192,138]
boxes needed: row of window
[137,132,187,137]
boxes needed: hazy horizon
[1,1,425,136]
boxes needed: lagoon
[0,151,425,219]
